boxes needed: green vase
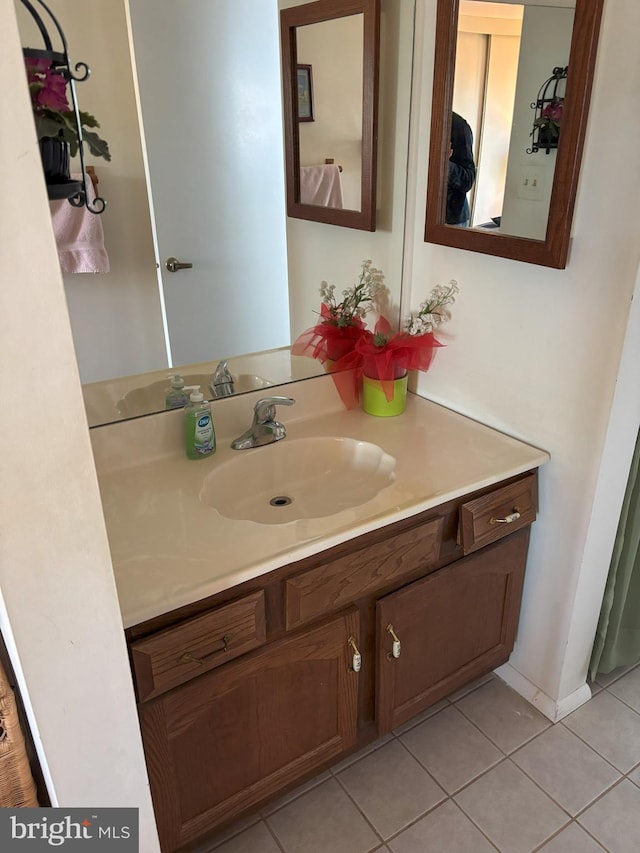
[362,373,408,417]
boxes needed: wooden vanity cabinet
[127,470,538,852]
[136,609,360,852]
[376,528,530,732]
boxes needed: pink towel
[300,164,344,208]
[50,175,110,273]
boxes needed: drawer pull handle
[348,636,362,673]
[386,624,401,660]
[489,509,521,525]
[179,634,232,665]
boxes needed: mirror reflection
[297,15,364,211]
[17,0,409,426]
[451,0,574,240]
[280,0,380,231]
[425,0,602,268]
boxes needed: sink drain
[269,495,292,507]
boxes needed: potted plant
[532,98,563,152]
[330,279,459,416]
[292,260,386,365]
[25,57,111,186]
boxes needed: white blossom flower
[405,280,459,336]
[318,260,388,327]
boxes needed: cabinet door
[376,529,529,734]
[141,609,360,852]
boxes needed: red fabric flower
[291,305,366,364]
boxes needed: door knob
[165,257,193,273]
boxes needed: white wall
[407,0,640,717]
[1,5,159,850]
[16,0,166,385]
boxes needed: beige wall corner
[1,5,159,849]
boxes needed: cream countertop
[91,377,550,629]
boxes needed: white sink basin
[200,437,396,524]
[116,373,273,418]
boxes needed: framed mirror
[425,0,604,268]
[280,0,380,231]
[17,0,413,427]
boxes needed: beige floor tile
[446,671,496,703]
[392,699,449,736]
[455,677,550,753]
[578,779,640,853]
[330,734,394,774]
[607,665,640,713]
[261,771,331,816]
[388,800,496,853]
[537,822,606,852]
[201,813,262,851]
[593,663,638,688]
[627,764,640,787]
[454,760,569,853]
[336,739,445,840]
[400,705,503,794]
[206,821,281,853]
[511,723,621,815]
[266,777,380,853]
[563,691,640,772]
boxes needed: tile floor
[197,664,640,853]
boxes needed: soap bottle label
[194,413,215,454]
[166,391,189,409]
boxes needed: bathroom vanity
[92,381,549,852]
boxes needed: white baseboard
[495,663,592,722]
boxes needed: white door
[127,0,290,367]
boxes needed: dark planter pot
[39,137,70,183]
[38,138,82,201]
[536,127,560,154]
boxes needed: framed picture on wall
[297,64,314,122]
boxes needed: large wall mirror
[16,0,410,427]
[280,0,380,231]
[425,0,604,268]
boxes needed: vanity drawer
[285,517,443,630]
[131,590,266,701]
[458,473,537,555]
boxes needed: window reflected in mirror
[450,0,574,241]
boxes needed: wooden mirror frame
[424,0,604,268]
[280,0,380,231]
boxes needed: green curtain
[590,427,640,679]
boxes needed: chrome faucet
[210,359,235,398]
[231,396,295,450]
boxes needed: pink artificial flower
[25,58,70,113]
[541,100,563,123]
[25,56,50,82]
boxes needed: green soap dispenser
[184,386,216,459]
[165,374,189,409]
